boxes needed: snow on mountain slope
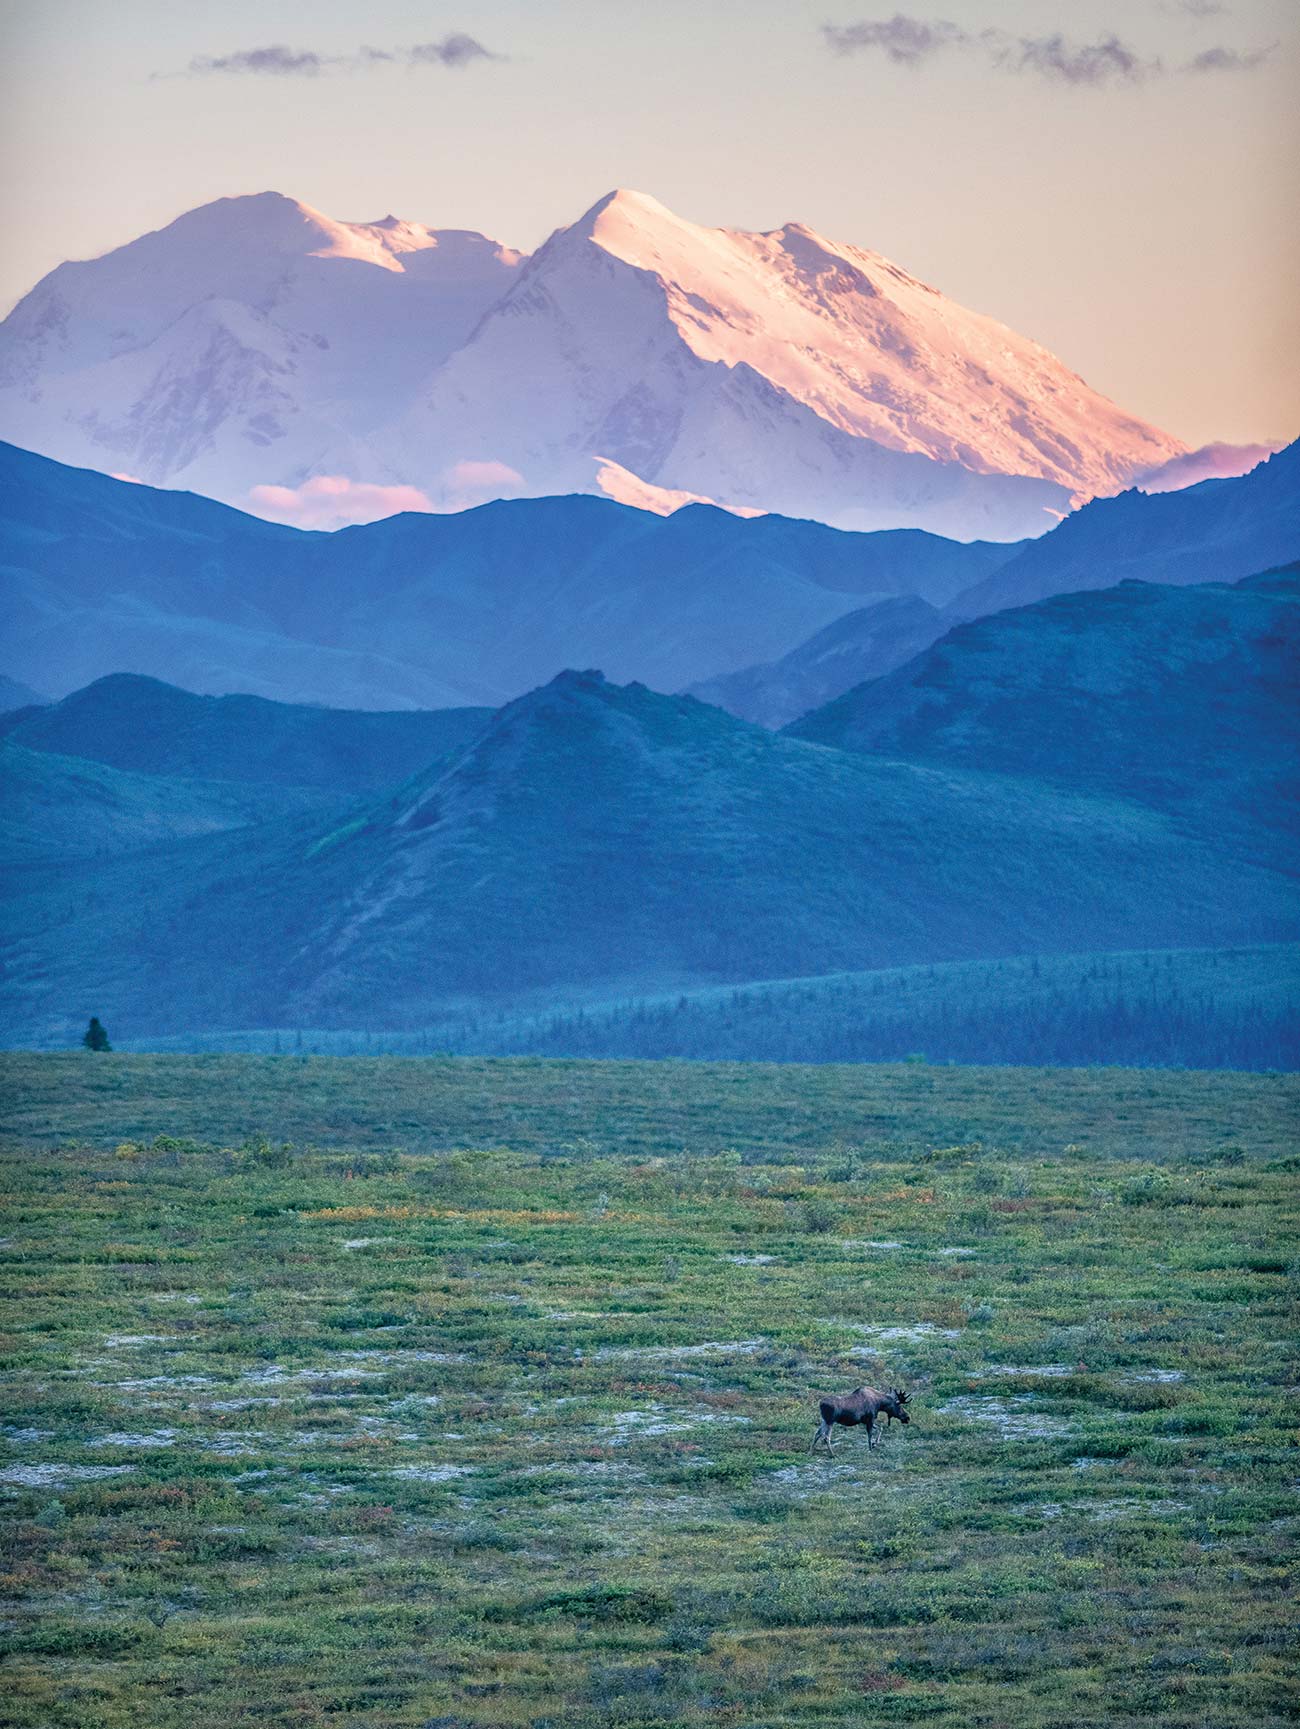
[0,187,1185,537]
[394,192,1087,538]
[568,191,1180,496]
[592,456,763,517]
[0,192,521,503]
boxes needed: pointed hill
[790,565,1300,868]
[3,669,1294,1041]
[0,674,492,795]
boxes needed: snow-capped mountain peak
[572,186,678,232]
[0,191,523,505]
[0,187,1195,537]
[554,192,1182,501]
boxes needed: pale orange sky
[1,0,1296,446]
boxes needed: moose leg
[865,1415,875,1450]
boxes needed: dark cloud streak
[1186,42,1275,71]
[190,45,326,77]
[822,16,963,66]
[822,14,1274,86]
[990,32,1156,87]
[409,33,498,69]
[185,35,502,78]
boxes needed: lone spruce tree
[83,1017,112,1052]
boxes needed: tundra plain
[0,1054,1296,1727]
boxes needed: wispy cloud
[249,477,439,530]
[821,16,1158,83]
[185,35,502,78]
[1186,42,1275,71]
[249,463,527,528]
[443,459,525,493]
[1135,442,1280,494]
[822,16,964,66]
[190,45,327,77]
[821,14,1273,85]
[409,34,496,69]
[991,32,1154,86]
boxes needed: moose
[810,1385,910,1454]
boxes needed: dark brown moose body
[810,1385,909,1454]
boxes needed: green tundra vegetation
[0,1053,1296,1728]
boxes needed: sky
[1,0,1296,446]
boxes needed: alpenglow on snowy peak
[0,186,1188,537]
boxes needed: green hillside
[791,567,1299,866]
[0,742,332,864]
[2,558,1296,1060]
[2,674,492,794]
[2,673,1295,1044]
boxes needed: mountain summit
[0,191,523,510]
[500,188,1182,498]
[0,187,1186,537]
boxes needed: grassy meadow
[0,1053,1297,1727]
